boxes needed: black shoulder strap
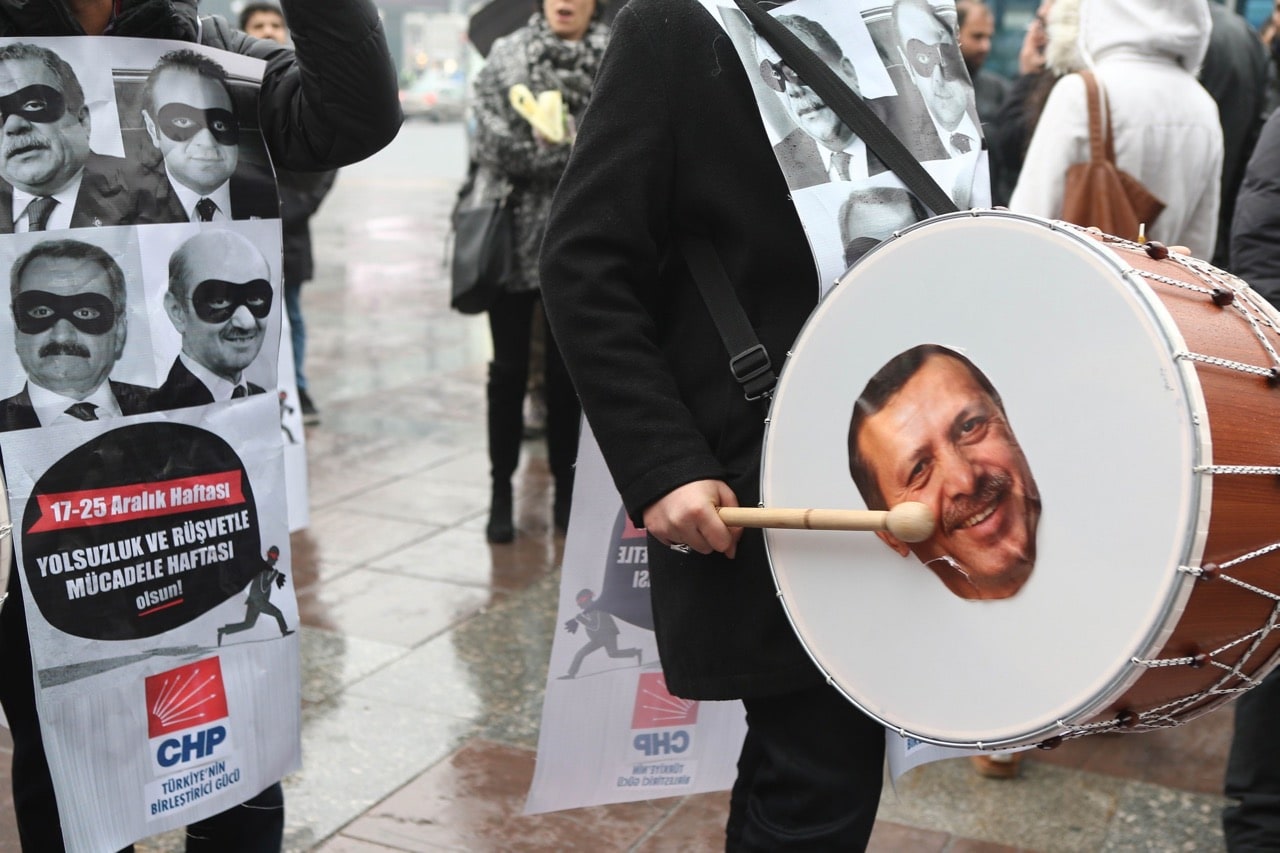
[732,0,960,216]
[680,236,777,400]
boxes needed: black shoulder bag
[449,161,517,314]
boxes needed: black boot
[553,473,573,533]
[487,481,514,544]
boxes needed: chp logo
[630,672,697,758]
[146,658,234,773]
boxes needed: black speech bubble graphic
[20,422,263,640]
[592,505,653,631]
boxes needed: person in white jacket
[1008,0,1222,260]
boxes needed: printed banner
[0,35,299,852]
[525,424,747,814]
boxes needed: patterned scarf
[519,12,609,116]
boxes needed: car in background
[399,72,468,122]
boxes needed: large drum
[762,210,1280,749]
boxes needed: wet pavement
[0,122,1241,851]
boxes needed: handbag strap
[732,0,960,216]
[1079,70,1118,166]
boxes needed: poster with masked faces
[0,37,300,852]
[525,423,749,814]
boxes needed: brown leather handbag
[1059,70,1165,241]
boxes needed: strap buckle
[730,344,775,401]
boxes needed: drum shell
[1086,240,1280,726]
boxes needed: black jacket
[0,0,402,174]
[1231,107,1280,307]
[278,167,337,284]
[541,0,823,700]
[1200,4,1271,272]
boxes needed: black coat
[1200,4,1272,272]
[1231,107,1280,307]
[541,0,826,700]
[278,167,337,285]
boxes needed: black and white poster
[0,36,298,852]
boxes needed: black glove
[275,571,286,589]
[563,619,578,634]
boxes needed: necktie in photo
[195,197,219,222]
[828,150,853,182]
[950,133,973,154]
[231,385,248,399]
[25,196,57,231]
[64,402,99,421]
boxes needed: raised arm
[209,0,403,171]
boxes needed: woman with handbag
[1008,0,1222,259]
[470,0,608,543]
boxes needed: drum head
[762,212,1208,747]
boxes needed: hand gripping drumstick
[717,503,936,543]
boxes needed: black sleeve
[1231,109,1280,309]
[540,4,727,519]
[207,1,402,171]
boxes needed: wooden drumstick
[717,502,936,543]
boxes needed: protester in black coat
[1230,109,1280,305]
[0,2,400,851]
[541,0,891,846]
[1223,106,1280,851]
[1199,3,1271,272]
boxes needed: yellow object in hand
[509,84,566,144]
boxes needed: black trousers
[726,683,885,851]
[1224,667,1280,851]
[486,289,580,484]
[0,574,285,852]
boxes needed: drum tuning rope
[1070,222,1280,377]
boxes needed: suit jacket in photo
[149,358,265,412]
[136,158,280,223]
[0,152,144,232]
[0,380,154,432]
[771,78,948,191]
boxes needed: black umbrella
[467,0,627,57]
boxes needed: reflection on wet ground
[0,123,1240,852]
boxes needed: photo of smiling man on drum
[848,343,1041,600]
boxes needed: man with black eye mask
[151,229,273,409]
[137,49,276,223]
[0,43,143,232]
[893,0,981,160]
[0,238,151,430]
